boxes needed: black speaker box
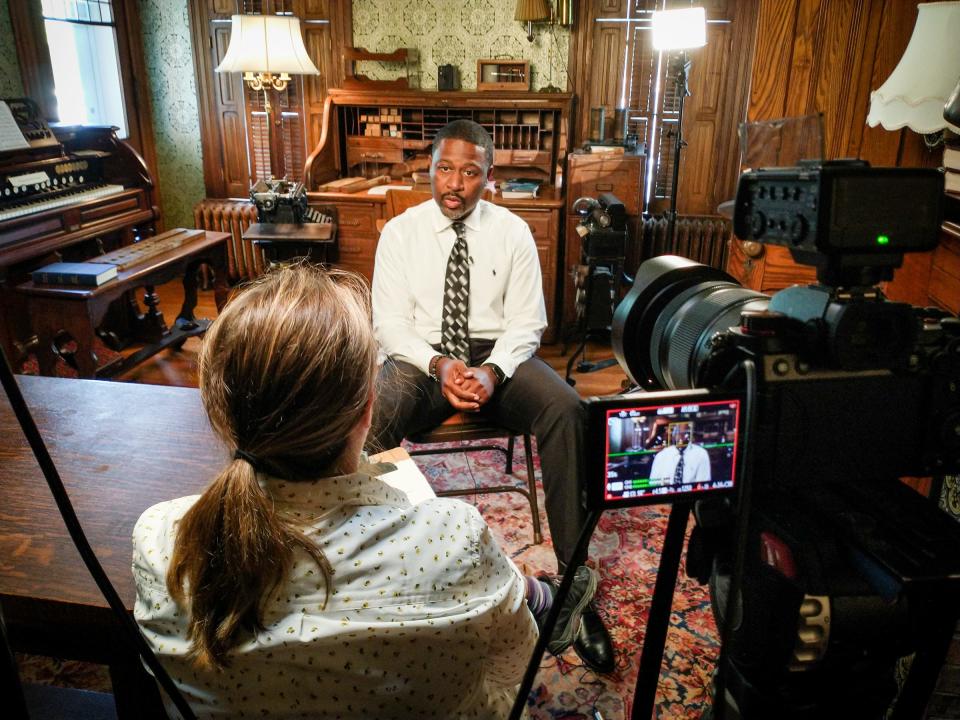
[438,65,460,91]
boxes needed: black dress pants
[369,340,586,568]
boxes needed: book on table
[500,179,540,199]
[946,169,960,195]
[31,262,118,287]
[945,145,960,172]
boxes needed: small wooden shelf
[343,47,420,90]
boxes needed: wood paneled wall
[747,0,933,166]
[729,0,944,303]
[683,0,760,218]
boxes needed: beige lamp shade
[215,15,319,75]
[515,0,551,22]
[867,1,960,134]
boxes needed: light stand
[650,6,706,249]
[665,52,691,250]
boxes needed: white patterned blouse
[132,468,537,719]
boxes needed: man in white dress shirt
[370,119,614,673]
[649,422,712,485]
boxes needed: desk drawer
[346,138,403,166]
[335,204,379,238]
[494,149,550,168]
[929,234,960,313]
[567,154,644,216]
[513,209,552,242]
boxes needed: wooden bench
[18,228,230,379]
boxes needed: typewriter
[250,179,331,224]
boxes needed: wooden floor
[118,279,630,399]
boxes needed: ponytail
[167,456,333,670]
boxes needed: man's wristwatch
[482,363,506,386]
[428,354,445,382]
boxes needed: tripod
[564,240,627,385]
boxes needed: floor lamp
[651,7,707,248]
[216,14,320,181]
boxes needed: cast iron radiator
[638,214,731,270]
[193,198,262,282]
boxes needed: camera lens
[613,256,769,389]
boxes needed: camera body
[598,162,960,717]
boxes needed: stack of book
[500,178,541,199]
[946,143,960,195]
[31,262,118,287]
[946,143,960,223]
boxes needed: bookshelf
[323,88,571,183]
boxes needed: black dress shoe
[573,601,616,674]
[537,566,599,656]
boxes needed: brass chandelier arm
[242,71,292,94]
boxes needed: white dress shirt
[372,198,547,378]
[133,467,537,719]
[649,443,712,484]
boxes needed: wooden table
[243,222,336,264]
[18,228,230,379]
[0,376,224,715]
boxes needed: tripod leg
[632,502,691,719]
[565,337,587,385]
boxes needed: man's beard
[440,192,472,219]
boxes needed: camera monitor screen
[585,390,742,509]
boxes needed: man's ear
[486,164,495,182]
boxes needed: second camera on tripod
[572,193,629,332]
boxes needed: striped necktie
[441,221,471,363]
[673,445,687,483]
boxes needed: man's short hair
[431,119,495,169]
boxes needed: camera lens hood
[613,255,767,389]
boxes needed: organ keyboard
[0,183,124,222]
[0,98,158,364]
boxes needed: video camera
[570,193,629,334]
[585,161,960,718]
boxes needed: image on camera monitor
[603,399,740,502]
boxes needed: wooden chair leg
[523,434,542,545]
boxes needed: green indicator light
[876,234,890,246]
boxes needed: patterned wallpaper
[140,0,205,230]
[352,0,570,91]
[0,1,24,98]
